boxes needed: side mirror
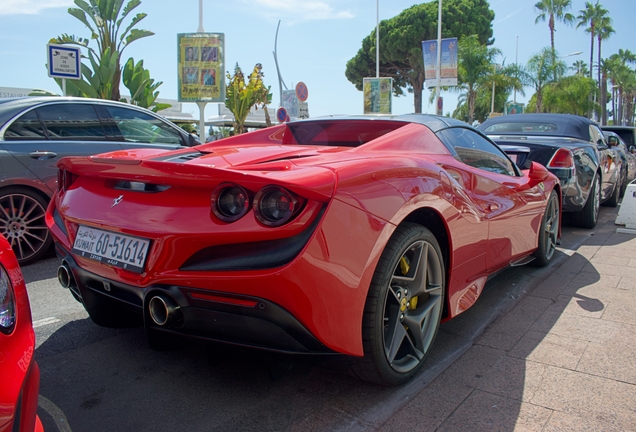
[528,161,550,188]
[186,133,201,147]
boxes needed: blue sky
[1,0,634,122]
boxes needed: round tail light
[0,265,16,334]
[212,184,249,222]
[254,186,296,226]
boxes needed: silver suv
[0,97,199,264]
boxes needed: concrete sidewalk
[380,207,636,431]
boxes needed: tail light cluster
[211,183,301,227]
[547,148,575,169]
[57,169,78,193]
[0,264,16,335]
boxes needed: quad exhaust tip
[148,294,183,326]
[57,262,76,289]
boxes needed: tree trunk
[597,36,602,122]
[588,26,595,118]
[468,85,476,124]
[601,70,608,125]
[111,64,122,101]
[411,72,424,114]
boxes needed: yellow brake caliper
[398,256,419,314]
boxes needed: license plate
[72,225,151,273]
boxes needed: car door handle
[29,151,58,160]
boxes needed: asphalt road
[26,211,606,432]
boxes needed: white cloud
[245,0,354,21]
[1,0,75,16]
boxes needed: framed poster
[177,33,225,102]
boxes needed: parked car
[601,125,636,151]
[604,130,636,196]
[47,114,561,386]
[0,96,200,265]
[478,113,622,229]
[0,234,42,432]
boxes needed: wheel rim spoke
[383,236,444,373]
[0,193,48,262]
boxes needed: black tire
[353,223,445,386]
[0,187,51,265]
[605,172,622,207]
[532,190,560,267]
[620,169,628,198]
[574,175,600,229]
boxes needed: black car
[0,97,200,264]
[604,130,636,196]
[601,125,636,151]
[478,113,622,229]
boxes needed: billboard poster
[422,37,458,88]
[363,77,392,114]
[506,103,524,115]
[281,89,299,118]
[177,33,225,102]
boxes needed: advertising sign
[47,44,81,79]
[422,38,458,88]
[282,89,299,118]
[177,33,225,102]
[506,103,525,115]
[363,77,392,114]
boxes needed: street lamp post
[434,0,442,115]
[196,0,206,139]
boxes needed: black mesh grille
[180,206,325,271]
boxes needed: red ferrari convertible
[0,234,42,431]
[46,115,561,385]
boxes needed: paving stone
[529,366,636,416]
[581,262,636,277]
[530,313,625,343]
[477,296,554,351]
[543,410,636,432]
[436,390,552,432]
[576,332,636,385]
[508,331,589,370]
[530,269,578,300]
[476,357,547,403]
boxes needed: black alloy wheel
[354,223,445,386]
[0,188,51,265]
[605,172,622,208]
[533,190,560,267]
[575,176,600,229]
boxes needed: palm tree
[517,47,568,112]
[596,16,615,123]
[571,60,589,76]
[606,50,636,125]
[51,0,154,101]
[454,35,502,124]
[534,0,575,68]
[576,1,608,118]
[577,1,607,84]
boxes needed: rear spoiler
[57,155,336,202]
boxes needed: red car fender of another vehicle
[0,235,43,432]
